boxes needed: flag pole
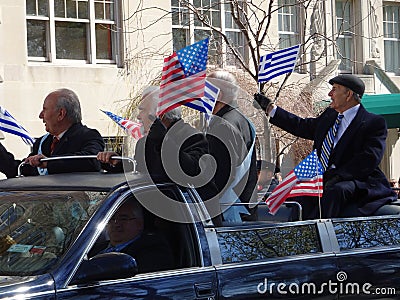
[317,156,322,219]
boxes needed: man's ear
[58,108,67,121]
[346,90,353,101]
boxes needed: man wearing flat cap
[254,74,397,219]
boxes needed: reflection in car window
[0,191,107,276]
[333,218,400,251]
[0,203,24,232]
[217,224,321,263]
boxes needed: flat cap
[329,74,365,98]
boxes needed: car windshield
[0,190,106,276]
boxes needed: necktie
[320,114,344,171]
[50,137,59,154]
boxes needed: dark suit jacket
[270,105,397,215]
[89,231,174,273]
[102,118,222,224]
[0,122,104,177]
[206,105,258,213]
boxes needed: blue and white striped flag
[0,106,35,146]
[258,44,301,83]
[184,80,219,119]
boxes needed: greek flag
[184,80,219,118]
[0,106,35,145]
[258,44,301,83]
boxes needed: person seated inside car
[88,199,174,273]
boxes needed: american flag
[266,150,323,215]
[0,106,35,145]
[184,80,219,118]
[157,38,209,115]
[101,110,143,140]
[258,44,301,83]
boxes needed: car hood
[0,275,55,298]
[0,275,37,288]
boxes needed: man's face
[137,95,157,135]
[107,202,144,246]
[39,93,61,135]
[327,83,352,113]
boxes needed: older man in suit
[254,74,397,219]
[88,199,174,273]
[0,88,104,177]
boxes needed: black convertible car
[0,169,399,299]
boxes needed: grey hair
[141,86,159,116]
[53,88,82,123]
[142,86,159,100]
[142,86,182,121]
[345,87,361,103]
[353,92,361,102]
[207,70,239,106]
[163,106,182,121]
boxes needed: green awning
[362,94,400,128]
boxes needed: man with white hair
[98,87,218,201]
[0,88,104,177]
[206,70,258,224]
[97,87,207,176]
[98,87,222,224]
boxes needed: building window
[335,0,353,73]
[171,0,246,68]
[383,4,400,74]
[26,0,122,65]
[278,0,300,49]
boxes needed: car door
[55,185,219,299]
[213,220,340,299]
[57,268,218,299]
[330,216,400,299]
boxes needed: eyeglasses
[108,217,137,224]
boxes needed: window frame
[277,0,301,49]
[383,3,400,75]
[26,0,123,66]
[335,0,354,73]
[171,0,247,68]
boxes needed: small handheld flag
[158,38,209,115]
[101,110,143,140]
[258,44,301,83]
[0,106,35,145]
[266,150,323,215]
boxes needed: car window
[87,187,200,278]
[333,217,400,251]
[0,190,106,276]
[216,224,322,263]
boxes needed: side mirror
[71,252,138,285]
